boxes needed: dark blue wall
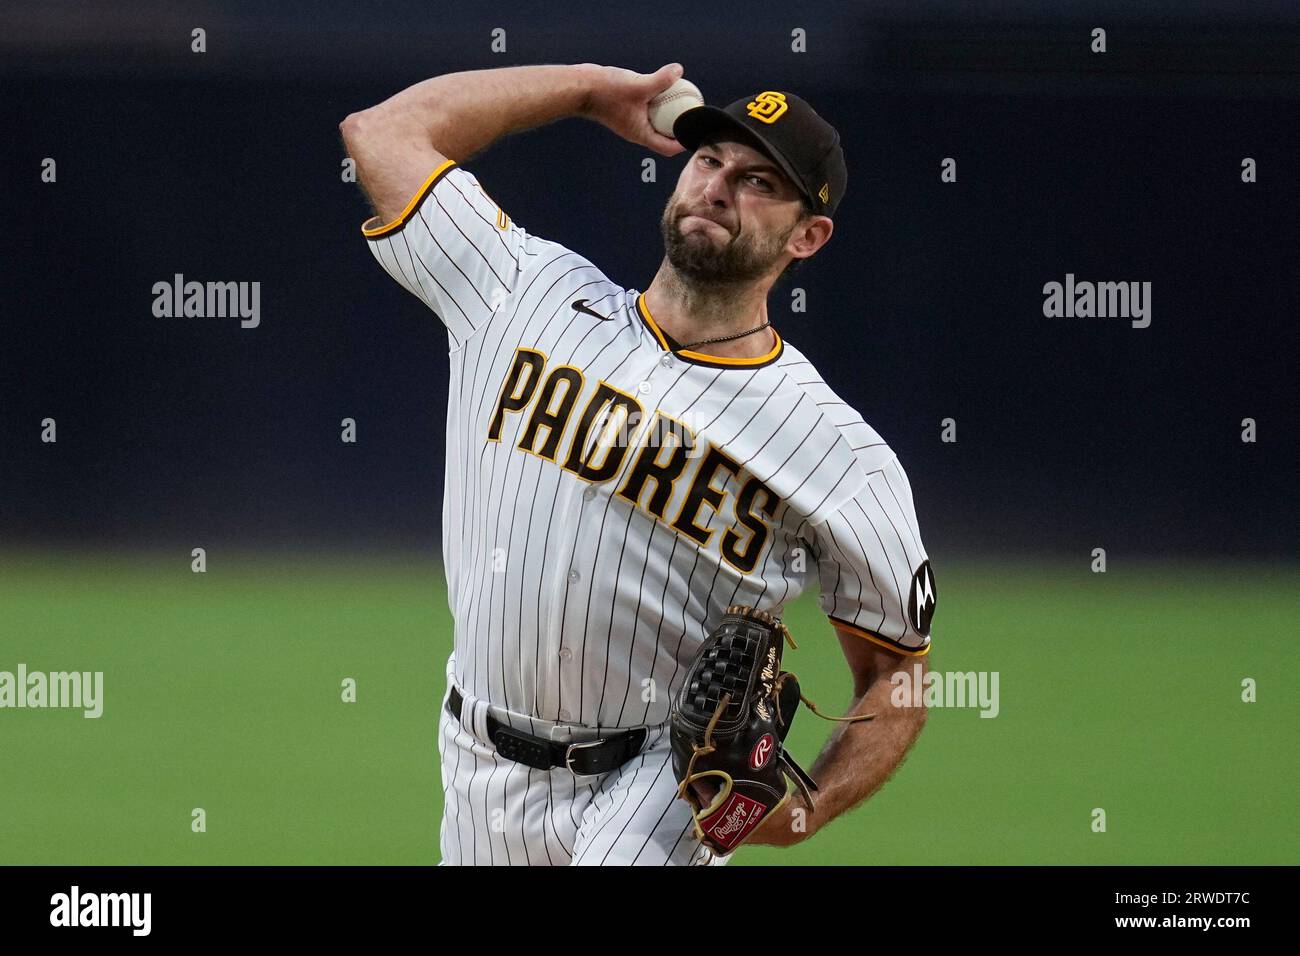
[3,2,1296,558]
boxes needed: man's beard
[660,198,794,284]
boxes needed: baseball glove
[669,604,874,855]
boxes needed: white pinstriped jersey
[362,160,936,735]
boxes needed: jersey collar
[636,293,784,370]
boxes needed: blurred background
[1,0,1296,865]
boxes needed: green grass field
[1,549,1296,865]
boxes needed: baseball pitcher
[340,62,936,866]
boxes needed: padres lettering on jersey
[362,160,935,733]
[487,349,779,575]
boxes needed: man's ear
[789,215,832,260]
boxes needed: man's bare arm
[748,629,928,846]
[806,632,928,823]
[339,62,686,225]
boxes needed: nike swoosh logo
[572,298,611,321]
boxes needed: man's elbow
[338,109,374,150]
[339,106,444,164]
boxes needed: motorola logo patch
[907,560,937,636]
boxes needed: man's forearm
[353,63,598,163]
[802,662,928,834]
[341,62,684,226]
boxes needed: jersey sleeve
[810,454,936,656]
[360,161,545,351]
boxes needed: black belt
[446,685,648,776]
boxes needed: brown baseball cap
[673,90,847,218]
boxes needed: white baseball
[648,78,705,138]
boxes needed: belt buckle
[564,740,606,775]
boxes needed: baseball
[648,77,704,137]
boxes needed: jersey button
[567,568,580,583]
[637,380,652,394]
[659,354,674,368]
[582,486,597,501]
[558,647,572,661]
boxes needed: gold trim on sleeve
[361,159,459,239]
[828,615,932,657]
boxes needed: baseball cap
[672,90,847,218]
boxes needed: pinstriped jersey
[360,160,936,731]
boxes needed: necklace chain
[675,319,772,353]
